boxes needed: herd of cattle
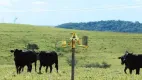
[10,49,58,74]
[10,49,142,75]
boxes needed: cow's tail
[55,53,58,73]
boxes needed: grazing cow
[38,51,58,73]
[118,51,142,74]
[10,49,37,74]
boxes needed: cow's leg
[124,66,127,74]
[45,66,48,73]
[21,66,24,72]
[16,65,19,74]
[129,69,133,74]
[19,66,22,74]
[17,66,20,74]
[49,65,53,73]
[27,64,32,72]
[17,65,21,74]
[39,64,43,73]
[136,68,140,75]
[55,63,58,73]
[15,62,19,74]
[20,66,24,73]
[35,61,37,72]
[29,64,32,72]
[55,58,58,73]
[30,64,32,72]
[27,65,29,72]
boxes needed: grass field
[0,23,142,80]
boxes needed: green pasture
[0,23,142,80]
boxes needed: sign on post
[60,32,88,80]
[69,32,80,80]
[82,36,88,46]
[62,41,66,47]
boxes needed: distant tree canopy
[56,20,142,33]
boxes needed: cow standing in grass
[10,49,37,74]
[38,51,58,73]
[118,51,133,74]
[118,51,142,75]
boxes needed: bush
[83,61,111,68]
[26,43,39,51]
[57,52,64,57]
[66,56,78,66]
[56,47,65,52]
[101,61,111,68]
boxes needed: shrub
[56,47,65,52]
[83,61,111,68]
[57,52,64,57]
[101,61,111,68]
[26,43,39,51]
[66,56,78,66]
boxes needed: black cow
[10,49,37,74]
[118,51,142,75]
[38,51,58,73]
[118,51,133,74]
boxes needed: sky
[0,0,142,26]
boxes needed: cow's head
[118,56,126,65]
[10,49,22,53]
[10,49,22,57]
[118,51,130,65]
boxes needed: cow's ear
[10,50,14,53]
[125,51,129,53]
[19,50,22,52]
[118,57,121,59]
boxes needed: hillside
[0,23,142,80]
[56,20,142,33]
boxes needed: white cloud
[31,4,142,12]
[0,4,142,13]
[0,0,12,6]
[133,0,142,4]
[32,1,47,5]
[0,0,19,6]
[135,0,141,2]
[103,4,142,10]
[0,9,26,12]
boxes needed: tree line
[56,20,142,33]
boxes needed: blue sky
[0,0,142,26]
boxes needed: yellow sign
[68,32,81,48]
[70,32,79,41]
[62,41,66,47]
[61,32,88,49]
